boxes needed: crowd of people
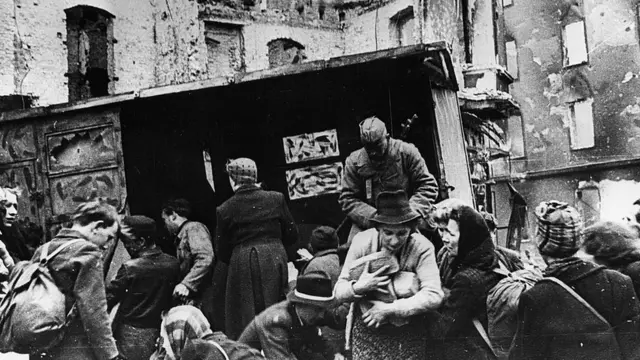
[0,116,640,360]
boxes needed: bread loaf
[348,251,400,281]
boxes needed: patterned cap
[226,157,257,185]
[359,116,388,144]
[535,200,583,258]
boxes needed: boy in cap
[339,116,439,244]
[238,271,339,360]
[510,201,640,360]
[107,215,181,360]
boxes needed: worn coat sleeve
[105,264,130,310]
[73,246,119,360]
[279,194,299,247]
[334,233,369,303]
[403,143,439,219]
[389,244,443,317]
[181,224,214,293]
[258,320,298,360]
[338,155,376,229]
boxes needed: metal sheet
[49,168,121,215]
[46,125,117,174]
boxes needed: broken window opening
[65,6,115,102]
[505,39,518,79]
[502,0,512,7]
[267,39,306,68]
[205,22,245,77]
[568,98,595,150]
[562,20,588,67]
[390,7,415,47]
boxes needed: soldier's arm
[338,155,376,229]
[404,143,439,218]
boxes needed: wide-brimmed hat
[370,190,421,225]
[287,271,335,308]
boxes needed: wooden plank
[139,76,232,98]
[432,87,474,205]
[0,93,134,123]
[236,60,327,83]
[1,42,455,123]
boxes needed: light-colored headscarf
[156,305,213,360]
[226,158,258,185]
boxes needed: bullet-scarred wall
[1,0,345,106]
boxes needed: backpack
[473,261,542,359]
[0,239,83,354]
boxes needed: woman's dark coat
[437,206,501,360]
[216,184,298,340]
[510,258,640,360]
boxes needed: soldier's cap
[359,116,388,144]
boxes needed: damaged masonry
[2,0,640,358]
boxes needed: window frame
[505,39,518,79]
[568,98,595,150]
[561,19,589,68]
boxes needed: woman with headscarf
[581,220,640,296]
[216,158,299,340]
[333,190,443,360]
[432,203,502,360]
[150,305,264,360]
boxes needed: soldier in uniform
[339,116,439,244]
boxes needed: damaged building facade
[496,0,640,244]
[1,0,536,250]
[0,0,463,107]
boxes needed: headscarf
[449,205,496,274]
[158,305,213,360]
[226,158,258,185]
[535,201,583,258]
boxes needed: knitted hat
[309,226,338,252]
[226,158,257,185]
[535,201,583,258]
[359,116,388,144]
[121,215,157,241]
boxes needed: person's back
[32,232,119,360]
[218,188,292,246]
[110,250,180,328]
[511,201,640,360]
[513,261,640,360]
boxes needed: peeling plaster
[588,3,636,51]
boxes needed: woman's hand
[353,261,391,295]
[362,301,393,328]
